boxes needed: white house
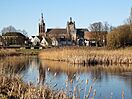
[40,36,48,47]
[29,36,40,46]
[51,38,58,46]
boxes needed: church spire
[41,13,43,18]
[39,13,45,37]
[41,13,44,23]
[70,17,72,22]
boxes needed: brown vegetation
[39,47,132,65]
[0,49,20,57]
[0,49,39,57]
[0,56,29,74]
[0,75,66,99]
[107,24,132,49]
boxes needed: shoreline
[39,47,132,65]
[0,49,40,57]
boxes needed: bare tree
[1,26,28,37]
[88,22,113,46]
[21,29,28,37]
[124,8,132,32]
[89,22,103,32]
[89,22,112,32]
[1,25,16,35]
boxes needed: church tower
[39,13,46,37]
[67,17,76,42]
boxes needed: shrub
[107,25,132,49]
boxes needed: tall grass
[0,56,29,74]
[0,74,66,99]
[0,49,19,57]
[0,56,67,99]
[39,46,132,65]
[0,49,40,57]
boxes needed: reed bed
[0,49,20,57]
[0,56,30,74]
[0,70,125,99]
[39,47,132,65]
[0,74,66,99]
[0,49,40,57]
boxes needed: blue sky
[0,0,131,36]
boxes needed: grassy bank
[39,47,132,65]
[0,49,40,57]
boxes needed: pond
[3,56,132,99]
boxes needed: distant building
[66,17,77,43]
[39,14,88,46]
[0,36,4,46]
[84,31,107,46]
[29,36,40,46]
[46,28,71,46]
[2,32,27,46]
[39,13,46,37]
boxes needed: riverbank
[0,74,66,99]
[41,60,132,74]
[39,47,132,65]
[0,49,40,57]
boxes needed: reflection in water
[38,62,45,85]
[7,57,132,99]
[39,59,132,98]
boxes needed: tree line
[0,25,28,37]
[88,16,132,49]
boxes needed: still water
[21,56,132,99]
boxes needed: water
[8,56,132,98]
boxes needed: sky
[0,0,131,36]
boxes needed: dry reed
[39,47,132,65]
[0,74,67,99]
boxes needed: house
[29,36,40,46]
[0,36,4,47]
[40,36,48,47]
[51,37,58,46]
[2,32,27,46]
[46,28,72,46]
[29,36,49,47]
[84,31,107,46]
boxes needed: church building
[39,13,46,37]
[38,13,88,46]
